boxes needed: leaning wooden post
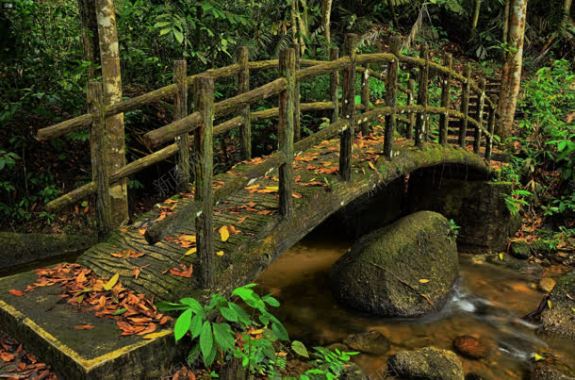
[293,43,302,141]
[406,78,416,139]
[340,33,358,181]
[459,64,472,148]
[474,78,487,154]
[237,46,252,160]
[194,76,215,288]
[415,45,429,147]
[174,60,191,191]
[485,105,496,161]
[278,48,296,218]
[88,82,113,239]
[329,47,340,123]
[439,53,453,145]
[384,37,401,159]
[360,65,370,135]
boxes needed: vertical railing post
[293,43,302,141]
[474,78,486,154]
[194,76,215,289]
[237,46,252,160]
[360,65,370,135]
[415,45,429,147]
[485,105,496,161]
[439,53,453,145]
[340,33,358,181]
[329,47,340,123]
[384,37,400,159]
[88,82,113,239]
[459,64,472,148]
[174,60,191,191]
[278,48,296,218]
[406,78,416,140]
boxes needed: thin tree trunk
[322,0,333,49]
[388,0,399,29]
[497,0,528,137]
[95,0,129,226]
[77,0,100,79]
[564,0,573,21]
[503,0,510,44]
[471,0,482,33]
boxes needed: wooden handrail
[40,40,501,230]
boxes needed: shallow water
[257,234,575,379]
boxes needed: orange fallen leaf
[169,264,193,278]
[74,324,95,330]
[8,289,25,297]
[0,352,15,362]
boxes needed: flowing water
[257,233,575,379]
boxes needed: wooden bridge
[0,35,502,379]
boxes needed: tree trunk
[322,0,333,49]
[95,0,129,226]
[471,0,482,33]
[77,0,100,79]
[565,0,573,21]
[503,0,510,44]
[497,0,528,137]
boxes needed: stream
[257,231,575,379]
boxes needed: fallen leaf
[216,251,225,257]
[0,352,15,362]
[103,273,120,291]
[132,267,142,279]
[169,264,193,278]
[74,324,95,330]
[143,331,168,340]
[185,247,197,256]
[418,279,430,284]
[8,289,25,297]
[219,226,230,242]
[292,192,303,199]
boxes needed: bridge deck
[78,127,492,301]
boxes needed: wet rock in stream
[343,330,390,355]
[531,361,575,380]
[388,346,464,380]
[452,335,493,359]
[330,211,458,318]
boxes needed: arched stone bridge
[0,35,502,379]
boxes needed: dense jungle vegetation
[0,0,574,378]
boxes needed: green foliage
[448,218,461,238]
[299,346,359,380]
[158,283,288,374]
[501,59,575,221]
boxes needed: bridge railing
[37,34,498,287]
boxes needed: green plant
[158,283,289,374]
[504,189,533,216]
[448,218,460,238]
[299,346,359,380]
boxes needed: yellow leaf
[249,329,264,335]
[498,252,505,261]
[419,279,430,284]
[547,300,553,309]
[185,247,197,256]
[532,353,544,362]
[180,235,196,243]
[103,273,120,291]
[219,226,230,242]
[259,186,279,193]
[368,161,378,171]
[216,250,225,257]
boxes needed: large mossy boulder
[330,211,458,318]
[388,347,464,380]
[540,271,575,340]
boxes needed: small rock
[339,363,368,380]
[452,335,491,359]
[531,361,575,380]
[388,346,464,380]
[343,330,390,355]
[510,241,531,260]
[539,277,557,293]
